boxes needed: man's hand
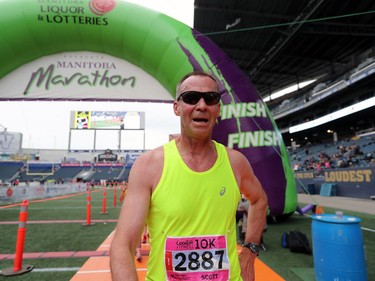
[239,248,257,281]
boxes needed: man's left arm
[230,150,268,281]
[242,174,268,245]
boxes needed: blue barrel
[312,214,367,281]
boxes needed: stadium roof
[194,0,375,100]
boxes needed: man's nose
[195,97,208,108]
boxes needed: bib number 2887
[174,250,224,271]
[165,235,230,280]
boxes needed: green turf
[0,192,374,281]
[1,222,118,253]
[0,258,88,281]
[289,267,315,281]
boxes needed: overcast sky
[0,0,194,150]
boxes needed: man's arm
[241,166,268,246]
[228,148,268,281]
[110,150,161,281]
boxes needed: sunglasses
[177,91,221,105]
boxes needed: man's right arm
[110,151,158,280]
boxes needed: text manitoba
[57,61,116,69]
[23,64,135,95]
[228,130,281,148]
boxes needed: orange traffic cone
[315,205,324,214]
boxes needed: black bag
[281,230,312,254]
[281,232,289,248]
[288,230,312,255]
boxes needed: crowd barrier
[0,182,86,205]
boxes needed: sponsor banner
[0,183,86,204]
[94,163,123,167]
[295,167,375,199]
[0,52,171,102]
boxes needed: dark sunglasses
[177,91,221,105]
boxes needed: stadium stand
[85,166,123,182]
[290,136,375,173]
[44,165,91,183]
[0,162,23,182]
[18,163,54,183]
[2,136,373,187]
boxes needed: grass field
[0,190,374,280]
[0,190,121,280]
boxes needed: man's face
[173,75,220,139]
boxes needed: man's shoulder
[225,146,247,161]
[137,145,164,163]
[130,146,165,186]
[224,146,252,176]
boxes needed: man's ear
[173,101,180,116]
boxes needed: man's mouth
[193,118,208,123]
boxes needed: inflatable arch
[0,0,297,217]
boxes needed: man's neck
[174,137,218,172]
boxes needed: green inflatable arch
[0,0,297,218]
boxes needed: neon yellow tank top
[146,140,242,280]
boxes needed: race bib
[164,235,230,281]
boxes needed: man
[110,71,268,281]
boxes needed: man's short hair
[176,71,219,99]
